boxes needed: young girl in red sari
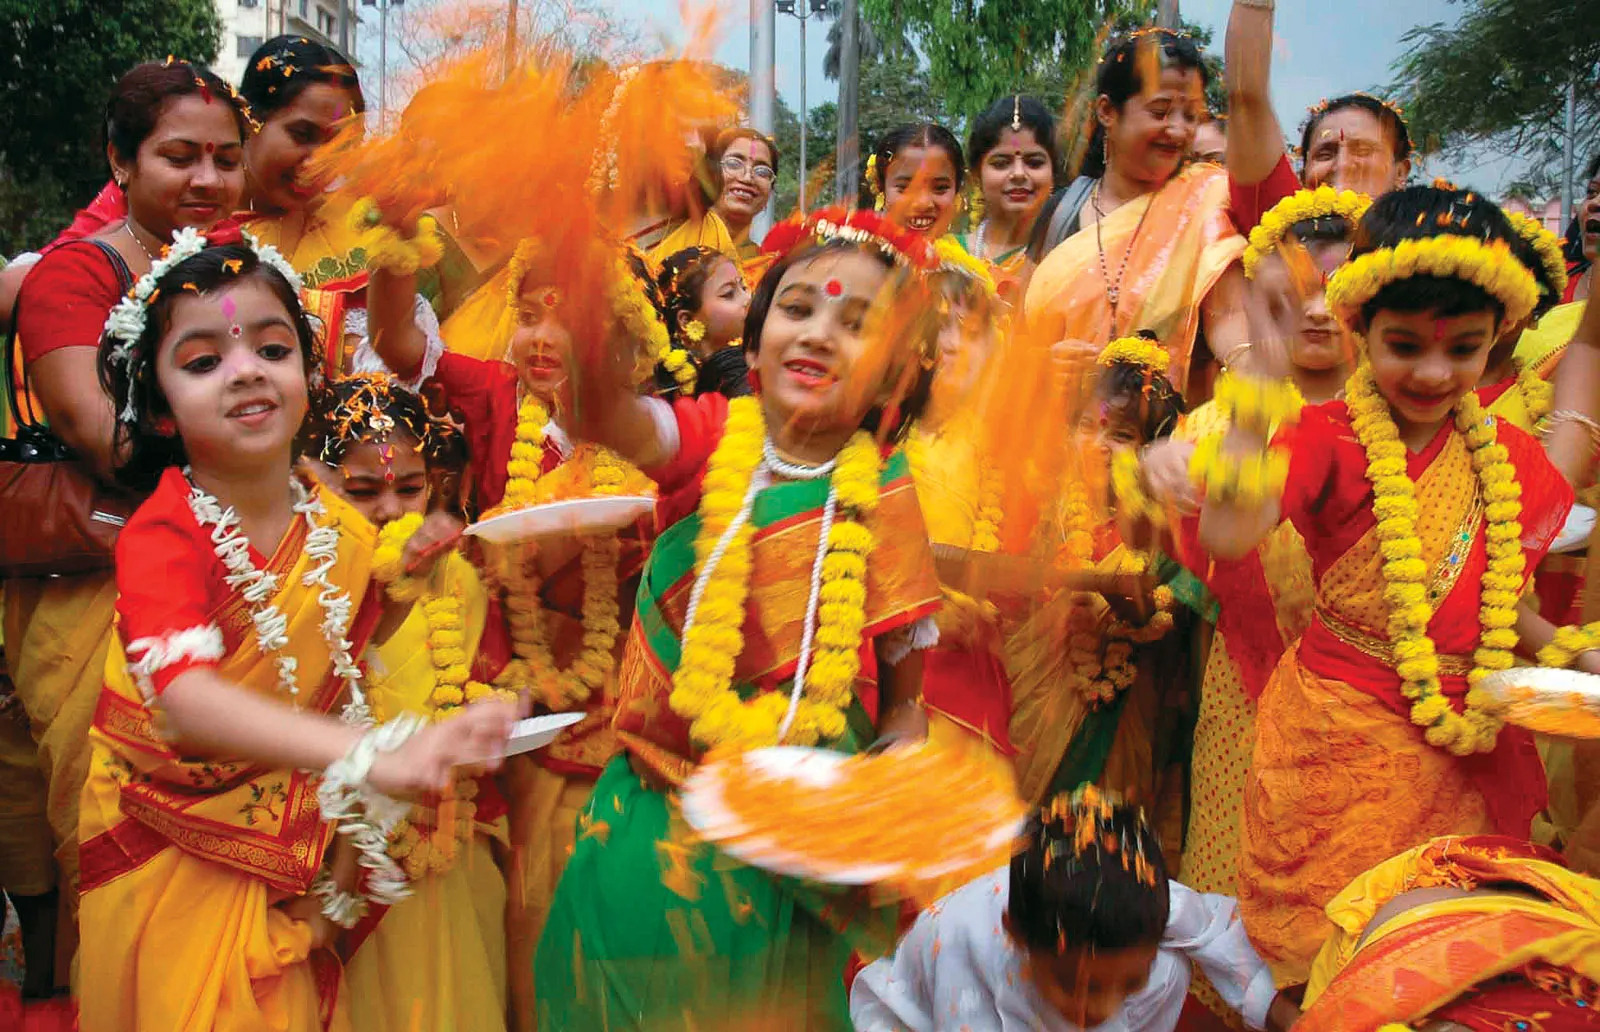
[75,229,518,1031]
[533,208,945,1030]
[1194,184,1576,987]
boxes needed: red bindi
[204,141,215,154]
[824,279,844,297]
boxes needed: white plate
[504,712,587,756]
[681,746,1024,886]
[464,496,655,544]
[1478,667,1600,739]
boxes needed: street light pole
[750,0,777,239]
[798,8,808,211]
[835,0,860,203]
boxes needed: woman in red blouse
[1,59,252,993]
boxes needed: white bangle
[317,713,426,909]
[311,867,367,928]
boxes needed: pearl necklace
[184,470,370,723]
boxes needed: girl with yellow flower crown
[370,238,664,1032]
[1006,332,1193,847]
[653,244,754,400]
[533,207,944,1030]
[299,374,515,1032]
[1194,184,1577,987]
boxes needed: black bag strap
[6,239,134,433]
[1039,176,1095,259]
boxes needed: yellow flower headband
[933,237,997,297]
[1242,186,1371,280]
[1098,334,1170,374]
[1324,233,1541,331]
[1505,210,1570,301]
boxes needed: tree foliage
[1389,0,1600,191]
[857,0,1155,120]
[0,0,221,254]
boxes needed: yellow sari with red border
[76,480,378,1032]
[1298,835,1600,1032]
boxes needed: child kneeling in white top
[850,788,1297,1032]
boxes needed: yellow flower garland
[1212,371,1304,438]
[669,396,880,751]
[1325,234,1541,331]
[1242,186,1372,279]
[486,400,633,709]
[1505,210,1570,301]
[1188,435,1291,506]
[610,255,696,394]
[369,520,518,879]
[1346,364,1523,755]
[347,198,446,275]
[933,236,998,297]
[1515,359,1554,424]
[1535,621,1600,669]
[1110,448,1167,526]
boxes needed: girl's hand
[1141,439,1200,514]
[1050,338,1101,381]
[869,700,929,752]
[1577,650,1600,676]
[276,893,336,950]
[369,697,525,797]
[1265,990,1302,1032]
[401,512,466,576]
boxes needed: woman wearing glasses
[648,128,780,270]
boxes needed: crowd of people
[2,1,1600,1029]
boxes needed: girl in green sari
[534,208,947,1030]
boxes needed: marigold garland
[1110,448,1167,526]
[1212,371,1304,438]
[1346,363,1522,755]
[1504,210,1570,301]
[932,236,998,297]
[347,198,446,275]
[670,396,881,751]
[1325,234,1541,332]
[1514,359,1554,424]
[610,254,696,393]
[500,397,551,511]
[1535,621,1600,670]
[1188,435,1290,506]
[1242,186,1372,279]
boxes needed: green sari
[534,448,939,1030]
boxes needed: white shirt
[850,868,1277,1032]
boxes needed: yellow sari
[76,485,377,1032]
[1,573,118,918]
[1298,836,1600,1031]
[343,552,509,1032]
[1023,163,1244,394]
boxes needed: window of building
[299,0,309,15]
[237,34,264,57]
[238,0,259,7]
[317,9,336,35]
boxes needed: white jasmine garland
[182,469,416,906]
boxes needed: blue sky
[600,0,1523,193]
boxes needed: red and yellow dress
[533,393,942,1031]
[76,468,383,1031]
[1238,402,1573,986]
[4,239,133,916]
[341,551,512,1032]
[427,350,641,1032]
[1297,835,1600,1032]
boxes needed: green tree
[0,0,221,254]
[1389,0,1599,196]
[857,0,1156,120]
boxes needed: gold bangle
[1541,409,1600,454]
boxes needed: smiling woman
[1024,28,1248,401]
[3,58,250,991]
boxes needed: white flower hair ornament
[103,225,304,424]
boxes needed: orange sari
[1022,163,1243,393]
[1239,403,1573,986]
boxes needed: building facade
[213,0,359,85]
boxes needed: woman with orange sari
[956,95,1060,304]
[1295,835,1600,1032]
[1195,185,1575,988]
[1024,29,1248,402]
